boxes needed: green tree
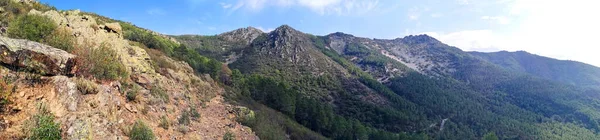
[482,132,499,140]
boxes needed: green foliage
[159,116,169,129]
[121,24,224,80]
[75,78,98,94]
[88,44,129,80]
[7,14,56,42]
[235,74,422,140]
[178,110,191,126]
[129,120,155,140]
[27,104,61,140]
[150,85,168,103]
[482,132,499,140]
[44,27,75,52]
[172,45,223,79]
[223,131,236,140]
[121,23,177,55]
[126,85,139,101]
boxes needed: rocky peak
[269,25,304,39]
[218,26,264,45]
[400,34,442,45]
[328,32,355,38]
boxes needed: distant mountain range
[175,25,600,139]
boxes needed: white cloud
[481,16,510,24]
[146,8,166,16]
[419,0,600,67]
[220,2,233,9]
[222,0,379,15]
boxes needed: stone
[0,36,76,76]
[104,23,122,34]
[131,73,153,87]
[53,76,79,111]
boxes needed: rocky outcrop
[218,27,263,45]
[0,36,76,75]
[103,22,122,34]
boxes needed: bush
[126,87,138,102]
[44,27,75,52]
[129,120,155,140]
[75,78,98,94]
[159,116,169,129]
[150,85,168,103]
[178,111,191,126]
[7,14,56,42]
[75,43,128,81]
[27,104,61,140]
[223,131,236,140]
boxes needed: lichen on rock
[0,36,76,75]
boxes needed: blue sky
[40,0,600,67]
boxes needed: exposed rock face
[218,27,263,45]
[0,36,76,75]
[29,9,156,75]
[103,22,122,34]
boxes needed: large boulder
[0,36,76,75]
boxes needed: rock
[53,76,79,111]
[0,36,76,75]
[131,73,153,87]
[125,104,137,113]
[104,23,122,34]
[0,27,6,35]
[231,106,255,122]
[0,7,4,13]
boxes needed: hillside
[470,51,600,90]
[176,25,600,139]
[0,0,256,139]
[2,0,600,140]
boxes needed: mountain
[470,51,600,90]
[175,25,600,139]
[3,0,600,140]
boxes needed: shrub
[8,14,56,42]
[126,87,139,102]
[178,111,191,126]
[44,27,75,52]
[27,104,61,140]
[75,78,98,94]
[159,116,169,129]
[75,43,129,81]
[129,120,155,140]
[145,48,177,72]
[223,131,236,140]
[150,85,168,103]
[190,107,200,120]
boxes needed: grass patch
[126,86,139,102]
[159,116,169,129]
[75,78,98,94]
[150,85,168,103]
[129,120,155,140]
[25,104,61,140]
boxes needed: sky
[40,0,600,67]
